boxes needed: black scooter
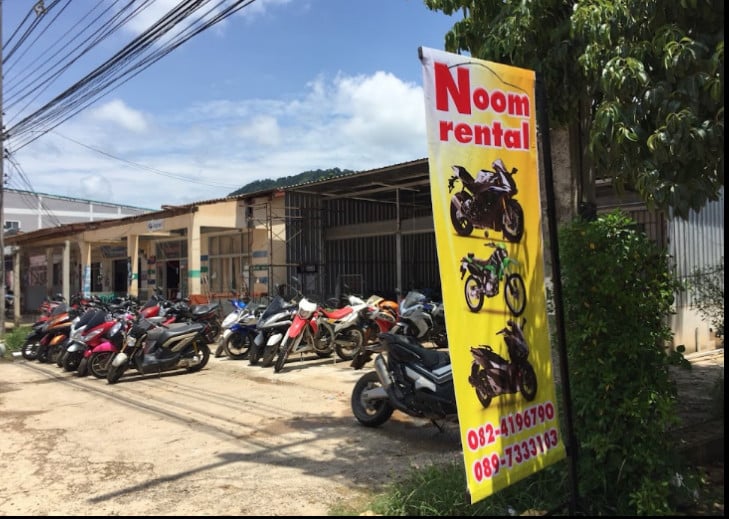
[106,318,211,384]
[350,332,457,429]
[467,318,537,408]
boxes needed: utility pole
[1,0,6,340]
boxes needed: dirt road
[1,347,722,516]
[0,354,462,516]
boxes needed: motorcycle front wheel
[351,371,394,427]
[273,343,292,373]
[76,356,89,377]
[89,351,115,379]
[260,344,278,367]
[224,331,254,360]
[518,363,538,401]
[502,200,524,242]
[464,275,485,313]
[62,350,83,372]
[334,328,364,361]
[450,193,474,236]
[504,273,526,317]
[107,355,128,384]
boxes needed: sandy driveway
[0,353,462,516]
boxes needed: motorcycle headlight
[297,299,317,319]
[298,307,315,319]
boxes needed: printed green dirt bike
[459,242,526,316]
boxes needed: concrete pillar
[45,247,53,296]
[13,248,21,322]
[187,219,201,298]
[63,240,71,303]
[79,241,92,298]
[126,234,139,298]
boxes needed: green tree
[424,0,724,219]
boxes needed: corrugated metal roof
[4,158,432,245]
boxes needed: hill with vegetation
[228,168,356,196]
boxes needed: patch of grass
[2,325,32,357]
[339,456,723,516]
[341,460,569,516]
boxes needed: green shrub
[559,210,685,515]
[687,260,724,340]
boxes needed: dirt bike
[467,318,537,409]
[350,332,458,429]
[448,158,524,242]
[460,241,526,316]
[273,296,335,373]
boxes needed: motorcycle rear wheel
[501,200,524,243]
[314,321,335,358]
[334,328,364,361]
[186,344,210,372]
[21,339,41,361]
[351,371,394,427]
[224,331,254,360]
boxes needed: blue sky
[2,0,461,210]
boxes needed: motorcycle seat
[381,333,450,369]
[154,321,206,343]
[320,306,352,320]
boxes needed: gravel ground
[0,345,722,516]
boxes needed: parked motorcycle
[273,296,335,373]
[460,241,526,316]
[20,294,75,361]
[350,332,458,428]
[389,290,448,348]
[248,290,298,367]
[218,301,265,360]
[106,318,211,384]
[35,303,81,364]
[83,312,135,379]
[448,158,524,242]
[214,291,253,357]
[61,307,112,372]
[323,294,376,361]
[467,318,537,409]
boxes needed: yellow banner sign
[419,47,565,505]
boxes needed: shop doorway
[113,259,128,294]
[166,260,180,299]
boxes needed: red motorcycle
[273,296,335,373]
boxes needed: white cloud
[78,175,113,201]
[11,70,428,209]
[88,100,149,133]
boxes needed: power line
[5,0,259,152]
[53,131,241,189]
